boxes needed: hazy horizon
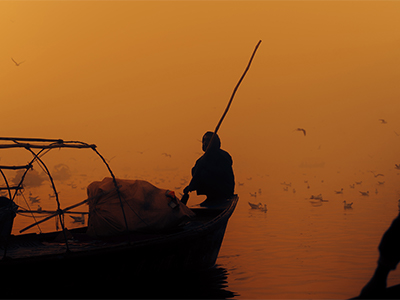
[1,0,400,223]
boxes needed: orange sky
[1,1,400,196]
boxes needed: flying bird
[373,173,384,177]
[294,128,306,136]
[106,155,117,163]
[379,119,387,124]
[29,195,40,204]
[11,58,25,66]
[369,170,384,177]
[69,214,85,224]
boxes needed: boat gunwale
[0,195,238,265]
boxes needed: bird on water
[343,201,353,209]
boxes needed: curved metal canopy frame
[0,137,128,252]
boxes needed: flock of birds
[248,120,398,212]
[243,156,400,212]
[3,106,396,219]
[249,191,354,210]
[247,184,398,211]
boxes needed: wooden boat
[0,137,238,297]
[1,196,238,270]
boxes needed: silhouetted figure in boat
[356,210,400,299]
[183,132,235,206]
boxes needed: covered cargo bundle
[86,177,195,237]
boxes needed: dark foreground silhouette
[353,210,400,299]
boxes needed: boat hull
[1,196,238,295]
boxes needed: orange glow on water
[1,1,400,298]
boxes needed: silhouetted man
[183,132,235,206]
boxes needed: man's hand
[183,185,191,194]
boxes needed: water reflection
[5,263,237,299]
[131,265,238,299]
[66,264,238,299]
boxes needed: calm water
[216,180,400,299]
[8,167,400,299]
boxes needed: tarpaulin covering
[86,177,195,237]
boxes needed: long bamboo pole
[211,40,262,141]
[182,40,262,204]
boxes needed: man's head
[202,131,221,152]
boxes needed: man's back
[191,147,235,199]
